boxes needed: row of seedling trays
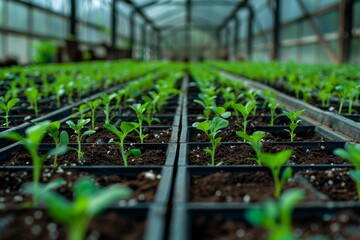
[0,66,183,240]
[170,66,360,240]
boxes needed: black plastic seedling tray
[173,165,360,207]
[170,205,360,240]
[178,141,347,166]
[0,205,167,240]
[0,142,178,167]
[0,166,173,205]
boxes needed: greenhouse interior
[0,0,360,239]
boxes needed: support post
[141,24,146,60]
[234,17,239,60]
[111,0,117,50]
[67,0,78,61]
[129,11,136,58]
[247,6,254,59]
[338,0,354,63]
[271,0,280,60]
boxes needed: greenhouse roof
[130,0,249,32]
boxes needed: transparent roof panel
[134,0,247,32]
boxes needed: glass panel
[354,1,360,28]
[0,34,3,60]
[315,10,338,34]
[31,0,49,8]
[350,38,360,64]
[280,46,297,62]
[0,0,3,26]
[300,43,316,64]
[7,35,28,64]
[7,1,28,31]
[33,9,48,34]
[50,16,66,38]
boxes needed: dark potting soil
[0,169,160,207]
[191,211,360,240]
[299,168,358,201]
[42,127,172,144]
[189,125,323,143]
[3,144,166,166]
[0,209,145,240]
[188,144,345,165]
[188,116,289,127]
[190,172,318,203]
[0,118,27,126]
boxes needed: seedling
[100,93,116,124]
[232,101,256,135]
[104,122,141,166]
[0,97,20,127]
[236,131,265,165]
[2,121,66,206]
[334,144,360,199]
[24,177,132,240]
[86,99,101,130]
[284,110,305,142]
[347,86,360,114]
[335,85,347,114]
[259,150,293,198]
[268,99,281,126]
[47,121,69,167]
[192,117,229,166]
[66,119,95,161]
[130,102,149,143]
[25,87,40,115]
[246,189,304,240]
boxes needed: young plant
[2,121,65,206]
[47,121,69,167]
[86,99,101,130]
[259,149,293,198]
[236,131,265,165]
[0,97,20,127]
[25,87,40,115]
[335,85,346,114]
[24,177,132,240]
[66,119,95,161]
[334,144,360,200]
[130,102,149,143]
[283,110,305,142]
[232,100,256,135]
[100,93,116,124]
[246,189,304,240]
[268,99,281,126]
[104,122,141,166]
[192,117,229,166]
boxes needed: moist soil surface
[3,144,166,166]
[0,169,160,207]
[189,125,324,142]
[188,144,346,165]
[42,127,172,144]
[0,118,28,126]
[299,168,358,201]
[191,211,360,240]
[188,116,289,127]
[0,209,145,240]
[190,172,318,203]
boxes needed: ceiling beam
[120,0,159,31]
[140,0,247,7]
[217,0,248,32]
